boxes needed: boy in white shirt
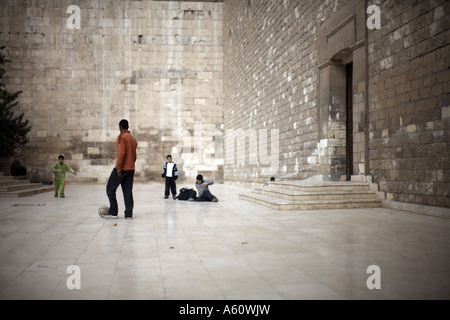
[161,155,178,199]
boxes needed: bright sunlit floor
[0,182,449,300]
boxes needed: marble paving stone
[0,183,449,300]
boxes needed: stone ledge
[382,200,450,219]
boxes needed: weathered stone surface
[223,0,449,207]
[1,0,224,183]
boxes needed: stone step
[240,177,383,210]
[0,173,54,197]
[0,183,48,192]
[269,181,371,192]
[0,185,54,197]
[239,192,382,211]
[252,186,379,201]
[0,178,32,186]
[0,174,16,179]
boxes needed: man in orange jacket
[102,119,137,219]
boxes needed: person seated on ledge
[195,174,218,202]
[10,156,27,180]
[263,176,276,187]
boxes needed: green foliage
[0,45,31,157]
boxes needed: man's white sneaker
[100,214,118,219]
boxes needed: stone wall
[367,0,449,207]
[0,0,224,183]
[223,0,449,207]
[223,0,349,183]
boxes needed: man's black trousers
[106,168,134,217]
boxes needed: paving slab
[0,183,449,300]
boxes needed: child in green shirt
[50,155,77,198]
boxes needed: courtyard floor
[0,182,449,300]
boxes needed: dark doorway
[345,63,353,181]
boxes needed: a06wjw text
[179,304,271,317]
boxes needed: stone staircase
[0,172,54,197]
[239,176,382,210]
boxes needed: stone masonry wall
[224,0,449,207]
[223,0,349,183]
[0,0,223,183]
[367,0,449,207]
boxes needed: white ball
[98,205,109,216]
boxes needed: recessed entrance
[346,62,353,181]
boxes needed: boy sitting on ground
[195,174,218,202]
